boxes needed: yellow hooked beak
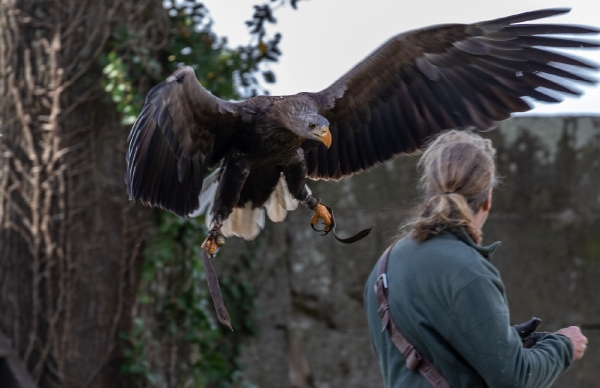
[312,126,332,148]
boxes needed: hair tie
[443,191,455,195]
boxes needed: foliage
[122,214,258,387]
[101,0,302,386]
[165,0,282,99]
[102,52,140,124]
[101,0,289,122]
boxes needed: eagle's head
[298,113,332,149]
[271,97,332,148]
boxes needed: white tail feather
[221,202,265,240]
[264,177,299,222]
[189,169,308,241]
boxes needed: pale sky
[203,0,600,115]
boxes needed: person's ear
[481,188,493,212]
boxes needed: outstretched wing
[306,8,600,180]
[125,66,249,216]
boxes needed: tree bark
[0,1,166,386]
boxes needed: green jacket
[364,230,573,388]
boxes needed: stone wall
[220,116,600,388]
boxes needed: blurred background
[0,1,598,387]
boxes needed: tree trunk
[0,1,166,386]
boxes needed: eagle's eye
[308,123,316,130]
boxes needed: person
[363,130,587,388]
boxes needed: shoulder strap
[375,246,450,388]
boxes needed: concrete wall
[220,116,600,388]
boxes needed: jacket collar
[442,228,501,261]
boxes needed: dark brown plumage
[126,8,599,240]
[305,8,600,180]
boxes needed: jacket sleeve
[445,275,573,388]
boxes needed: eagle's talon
[201,239,218,256]
[311,203,333,234]
[202,223,223,256]
[311,223,331,235]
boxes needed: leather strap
[202,248,232,331]
[375,246,450,388]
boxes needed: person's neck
[472,209,488,232]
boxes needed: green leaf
[262,70,276,83]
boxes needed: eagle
[126,7,599,251]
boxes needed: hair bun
[409,130,497,245]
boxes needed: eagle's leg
[283,152,332,233]
[203,149,251,254]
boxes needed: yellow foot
[202,223,224,256]
[201,238,218,256]
[311,203,332,233]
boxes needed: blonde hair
[408,130,497,245]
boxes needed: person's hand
[556,326,588,361]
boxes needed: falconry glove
[513,317,549,349]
